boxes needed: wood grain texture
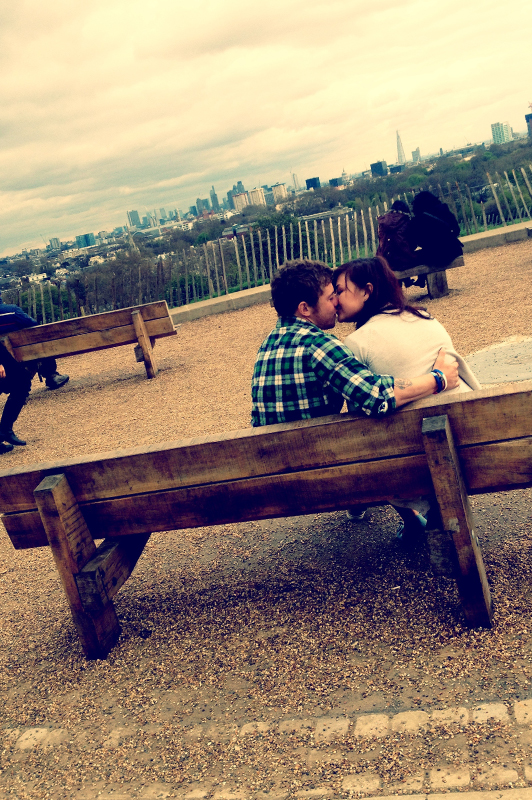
[422,415,492,628]
[0,382,531,516]
[427,270,449,298]
[132,310,157,378]
[33,474,120,658]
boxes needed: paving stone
[278,719,315,734]
[314,716,350,742]
[14,727,60,750]
[430,706,469,727]
[525,765,532,781]
[239,721,270,736]
[471,702,510,723]
[475,766,520,786]
[430,792,532,800]
[353,714,389,738]
[515,699,532,725]
[430,766,471,789]
[307,749,347,766]
[184,791,210,800]
[342,773,381,793]
[295,789,333,798]
[212,791,248,800]
[101,726,138,748]
[139,784,174,798]
[386,772,425,793]
[391,710,430,734]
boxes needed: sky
[1,0,530,256]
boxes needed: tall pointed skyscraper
[396,131,406,165]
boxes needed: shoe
[0,429,26,446]
[0,442,14,454]
[46,373,69,390]
[346,506,367,522]
[396,513,427,543]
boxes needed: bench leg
[426,270,449,298]
[422,415,493,628]
[76,533,151,613]
[34,474,121,659]
[132,309,158,378]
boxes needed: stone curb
[4,700,532,798]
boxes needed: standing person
[333,255,480,538]
[0,341,32,450]
[0,296,69,389]
[251,260,459,429]
[376,200,416,273]
[407,191,463,269]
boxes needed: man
[0,296,69,390]
[251,259,458,427]
[0,342,32,450]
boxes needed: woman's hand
[433,347,459,391]
[0,365,6,379]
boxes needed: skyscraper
[210,186,220,212]
[127,209,141,227]
[396,131,406,165]
[491,122,512,144]
[248,187,266,206]
[292,173,301,192]
[411,147,421,164]
[305,177,320,190]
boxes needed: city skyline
[0,0,530,257]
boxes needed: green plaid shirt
[251,317,396,426]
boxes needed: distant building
[491,121,512,144]
[396,131,406,166]
[411,147,421,164]
[210,186,220,212]
[189,205,198,216]
[389,164,405,174]
[233,192,250,213]
[370,161,387,177]
[329,178,343,187]
[305,177,320,190]
[75,233,96,249]
[272,183,288,203]
[235,181,245,194]
[292,173,301,192]
[248,187,266,206]
[526,113,532,138]
[127,210,141,227]
[49,237,60,250]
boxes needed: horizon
[1,0,530,257]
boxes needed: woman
[407,191,463,269]
[333,255,480,539]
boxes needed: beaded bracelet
[431,368,447,393]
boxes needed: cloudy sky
[1,0,530,255]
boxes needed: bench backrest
[1,301,175,362]
[1,381,531,551]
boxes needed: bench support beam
[132,309,158,378]
[426,270,449,299]
[422,415,493,628]
[34,474,121,659]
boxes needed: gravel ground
[2,239,532,799]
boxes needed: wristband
[431,369,447,393]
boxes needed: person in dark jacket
[407,191,463,268]
[0,297,69,390]
[0,342,32,450]
[376,200,416,272]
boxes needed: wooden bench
[394,255,465,299]
[1,380,531,659]
[0,300,177,379]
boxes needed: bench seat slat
[0,382,531,514]
[8,316,176,362]
[5,301,173,347]
[5,436,532,550]
[394,255,464,281]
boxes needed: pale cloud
[0,0,530,253]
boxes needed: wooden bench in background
[394,255,465,299]
[0,300,177,379]
[1,380,531,659]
